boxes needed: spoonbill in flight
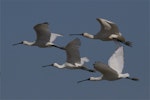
[42,38,95,72]
[70,18,132,47]
[13,22,63,49]
[78,46,138,83]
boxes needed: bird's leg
[52,45,65,50]
[124,41,132,47]
[80,66,96,72]
[113,38,132,47]
[126,77,139,81]
[113,40,121,48]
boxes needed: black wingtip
[77,78,90,83]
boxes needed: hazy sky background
[1,0,149,100]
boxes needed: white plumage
[108,46,124,74]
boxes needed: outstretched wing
[33,22,51,43]
[108,46,124,74]
[104,19,120,34]
[65,38,81,64]
[97,18,111,32]
[96,18,120,35]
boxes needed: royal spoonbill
[78,46,138,83]
[70,18,132,47]
[42,38,95,72]
[13,22,63,49]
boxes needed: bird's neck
[23,41,35,46]
[90,76,102,81]
[83,33,94,39]
[54,63,65,68]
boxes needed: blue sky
[1,0,149,100]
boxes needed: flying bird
[78,46,138,83]
[13,22,63,49]
[42,38,95,72]
[70,18,132,47]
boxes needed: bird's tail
[126,77,139,81]
[113,36,132,47]
[124,41,132,47]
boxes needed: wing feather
[33,22,51,43]
[104,19,120,34]
[94,61,118,75]
[96,18,120,36]
[108,46,124,74]
[65,38,81,64]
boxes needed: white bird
[42,38,95,72]
[70,18,132,47]
[78,46,138,83]
[13,22,63,49]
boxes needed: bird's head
[69,32,94,39]
[12,41,25,46]
[42,63,57,67]
[81,32,90,36]
[77,76,99,83]
[69,32,89,36]
[13,41,34,46]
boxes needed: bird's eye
[51,63,55,66]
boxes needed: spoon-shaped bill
[12,42,23,46]
[69,34,83,36]
[42,64,53,67]
[77,78,90,83]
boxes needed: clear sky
[1,0,149,100]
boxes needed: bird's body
[70,18,132,47]
[42,38,95,72]
[13,22,63,49]
[78,46,138,83]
